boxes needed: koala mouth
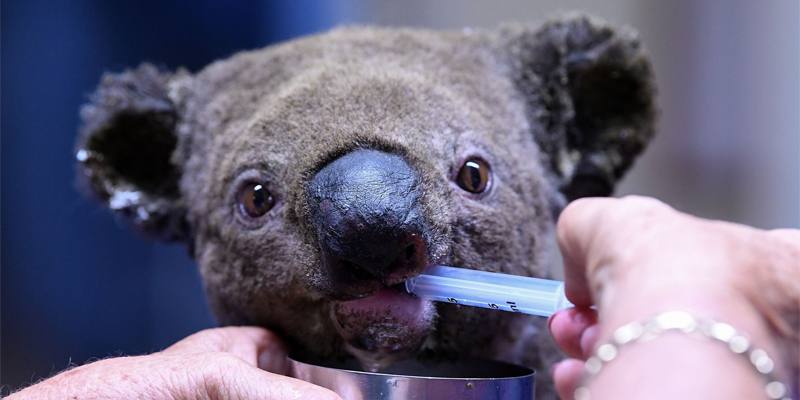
[331,284,435,372]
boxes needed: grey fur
[76,14,656,398]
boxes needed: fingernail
[258,351,289,374]
[570,307,597,327]
[566,308,579,323]
[547,311,560,332]
[258,351,272,370]
[580,325,600,357]
[550,360,564,380]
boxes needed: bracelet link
[573,310,792,400]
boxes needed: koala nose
[307,149,428,296]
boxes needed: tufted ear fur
[76,64,189,241]
[503,14,657,202]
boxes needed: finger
[556,197,616,306]
[769,228,800,247]
[205,359,342,400]
[557,196,675,307]
[548,308,598,359]
[552,358,585,400]
[579,324,600,358]
[165,326,287,371]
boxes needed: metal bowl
[288,355,535,400]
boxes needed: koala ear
[503,14,657,201]
[77,64,189,241]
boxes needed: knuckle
[168,328,226,352]
[558,196,675,244]
[193,351,244,379]
[557,197,601,235]
[198,326,276,349]
[209,351,245,367]
[615,195,673,219]
[195,327,232,341]
[594,198,682,264]
[768,229,800,247]
[559,197,595,222]
[610,196,676,235]
[196,353,245,397]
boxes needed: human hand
[547,196,799,399]
[9,326,341,400]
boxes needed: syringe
[405,265,573,317]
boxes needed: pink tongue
[338,288,427,317]
[332,288,435,371]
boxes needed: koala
[76,14,655,398]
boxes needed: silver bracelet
[574,310,792,400]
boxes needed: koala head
[77,13,655,381]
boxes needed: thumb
[556,196,675,307]
[556,197,616,306]
[202,358,342,400]
[164,326,290,374]
[165,327,342,399]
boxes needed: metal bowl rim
[288,356,536,382]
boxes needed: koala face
[77,13,655,391]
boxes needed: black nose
[307,149,428,296]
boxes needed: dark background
[0,0,351,392]
[2,0,797,393]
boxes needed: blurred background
[2,0,798,392]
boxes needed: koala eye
[237,182,275,219]
[456,158,491,194]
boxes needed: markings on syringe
[447,297,458,304]
[507,301,519,312]
[488,302,520,312]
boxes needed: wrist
[599,279,778,363]
[596,281,794,393]
[578,309,792,400]
[589,329,770,400]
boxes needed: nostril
[340,259,374,281]
[308,149,429,291]
[403,244,416,261]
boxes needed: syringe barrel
[405,265,572,317]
